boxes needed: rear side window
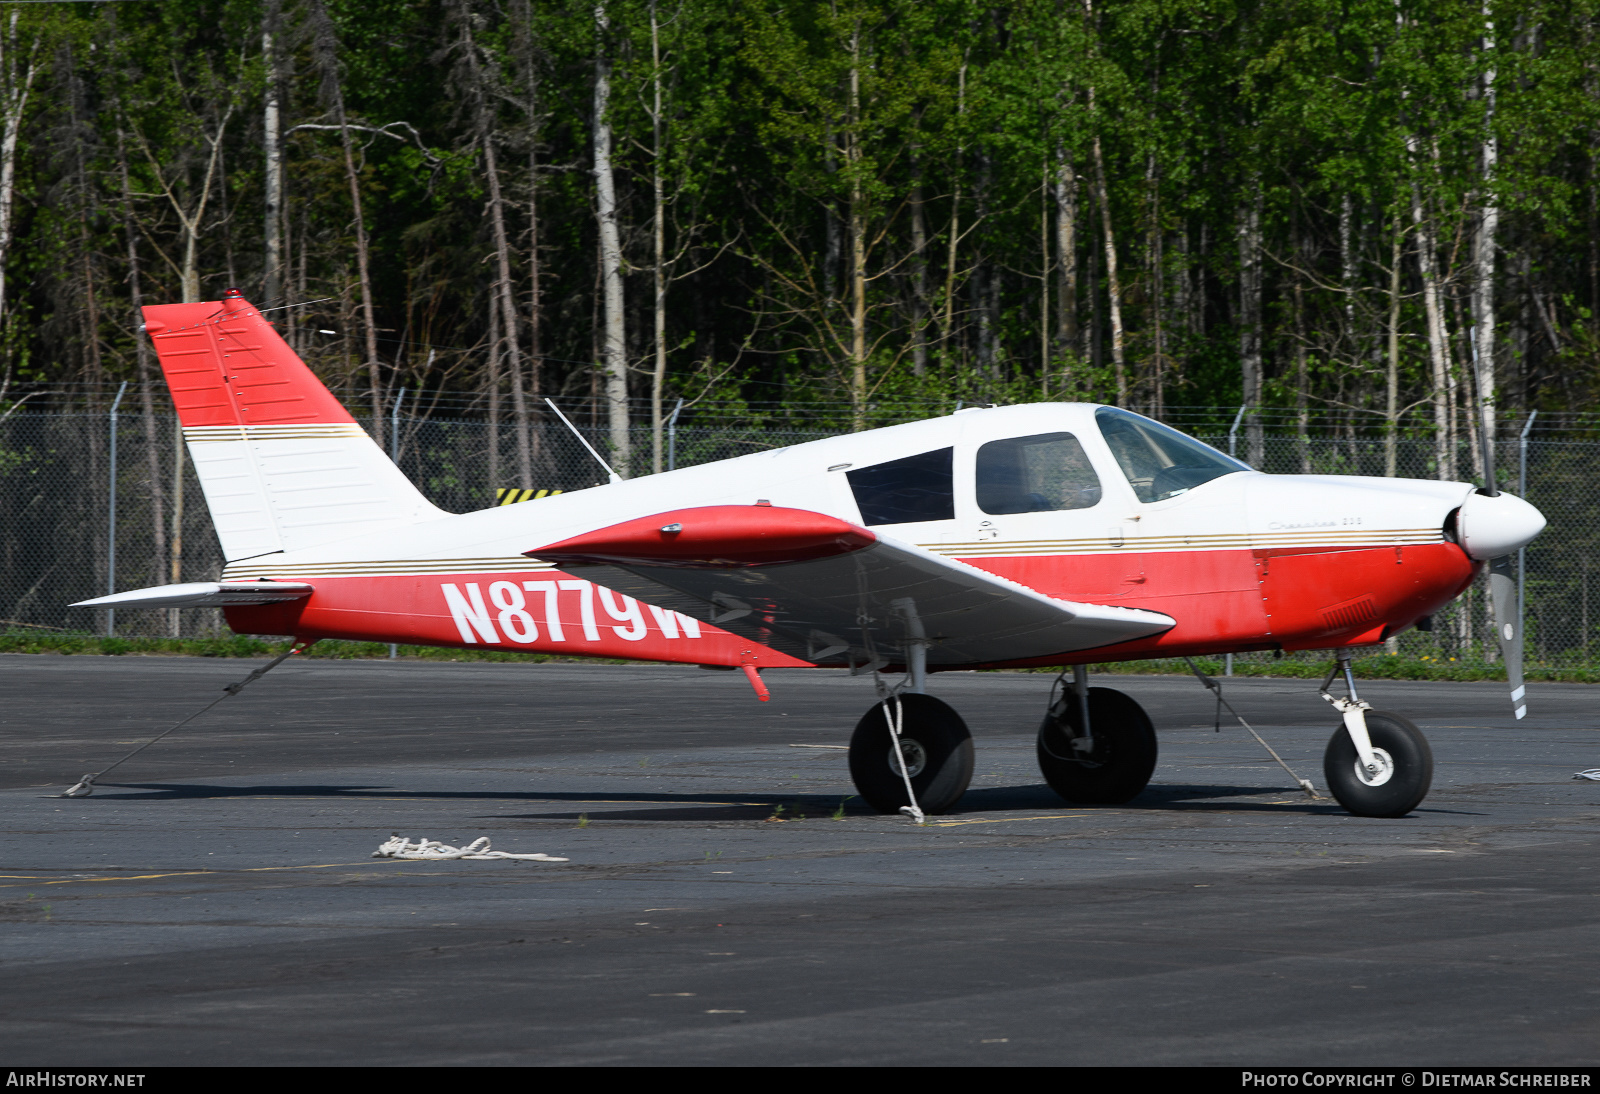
[847,447,955,526]
[976,432,1102,514]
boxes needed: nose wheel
[1322,711,1432,817]
[847,693,975,814]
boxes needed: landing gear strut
[1036,666,1158,804]
[1320,651,1433,817]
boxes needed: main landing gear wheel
[1323,711,1433,818]
[848,694,975,815]
[1037,687,1158,804]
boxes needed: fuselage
[221,403,1479,668]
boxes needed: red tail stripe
[142,295,356,428]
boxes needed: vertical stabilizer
[143,291,445,562]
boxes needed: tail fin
[143,291,445,562]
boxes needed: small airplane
[75,290,1546,819]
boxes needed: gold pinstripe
[925,526,1442,558]
[183,424,372,443]
[221,557,557,581]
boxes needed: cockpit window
[976,433,1102,515]
[1095,407,1248,503]
[847,447,955,525]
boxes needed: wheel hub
[890,737,926,778]
[1353,747,1395,787]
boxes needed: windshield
[1095,407,1249,503]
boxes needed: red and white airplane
[76,291,1547,819]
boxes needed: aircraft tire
[1036,687,1158,804]
[848,694,975,815]
[1323,712,1432,818]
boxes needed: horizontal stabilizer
[72,582,314,609]
[527,505,1175,667]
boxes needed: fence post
[389,387,406,660]
[666,397,683,472]
[1226,404,1246,675]
[1518,410,1537,631]
[105,381,128,637]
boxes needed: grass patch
[0,631,629,663]
[4,631,1597,683]
[1063,655,1600,685]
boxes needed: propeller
[1486,553,1525,720]
[1459,386,1543,720]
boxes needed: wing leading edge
[527,505,1174,669]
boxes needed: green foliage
[0,0,1595,429]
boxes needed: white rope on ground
[1573,769,1600,782]
[372,835,568,861]
[1183,657,1322,800]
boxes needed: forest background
[0,0,1595,480]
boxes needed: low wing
[72,581,315,609]
[527,505,1173,668]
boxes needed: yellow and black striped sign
[496,488,563,506]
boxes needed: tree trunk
[486,279,502,495]
[1409,181,1452,480]
[1387,222,1402,478]
[1473,3,1500,484]
[1090,118,1125,406]
[909,149,928,378]
[309,0,382,425]
[1053,144,1078,384]
[650,3,667,471]
[511,0,543,475]
[847,22,867,431]
[485,135,532,488]
[1294,259,1310,474]
[0,11,37,343]
[117,124,166,590]
[262,0,283,309]
[1146,152,1163,418]
[939,63,965,360]
[1236,186,1263,466]
[1039,162,1050,395]
[593,3,629,473]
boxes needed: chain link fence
[1,407,1590,668]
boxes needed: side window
[847,447,955,526]
[976,433,1102,515]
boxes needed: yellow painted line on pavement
[928,813,1100,827]
[0,860,441,888]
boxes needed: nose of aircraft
[1456,489,1547,560]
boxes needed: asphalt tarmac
[3,653,1599,1067]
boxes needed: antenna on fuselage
[545,398,623,484]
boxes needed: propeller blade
[1487,554,1526,720]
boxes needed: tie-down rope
[57,642,309,798]
[372,835,568,861]
[861,606,926,825]
[878,690,926,826]
[1183,658,1321,799]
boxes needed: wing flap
[528,506,1173,667]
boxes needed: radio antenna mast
[545,398,623,484]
